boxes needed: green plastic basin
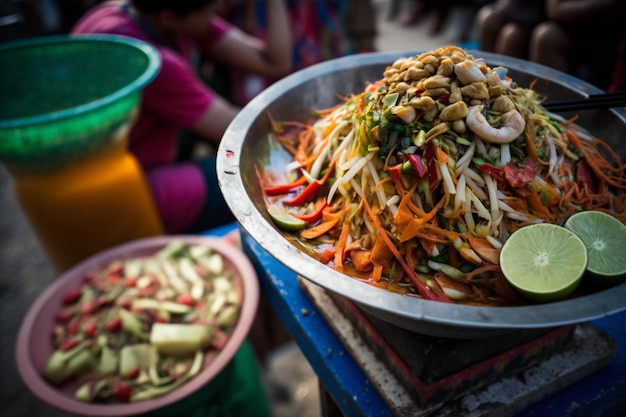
[0,34,161,173]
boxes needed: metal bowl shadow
[217,50,626,338]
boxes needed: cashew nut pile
[382,46,525,144]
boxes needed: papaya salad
[259,46,626,306]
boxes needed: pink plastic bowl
[15,235,259,416]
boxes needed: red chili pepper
[436,95,450,105]
[60,339,80,352]
[116,295,133,309]
[295,199,327,223]
[82,272,96,284]
[424,142,438,184]
[103,262,124,285]
[55,308,73,323]
[105,273,121,285]
[137,286,158,298]
[177,293,195,306]
[478,162,505,183]
[127,367,141,380]
[115,382,132,402]
[105,316,122,332]
[83,322,98,338]
[62,288,82,305]
[67,321,81,335]
[211,330,229,350]
[358,96,366,113]
[125,276,137,288]
[576,158,597,194]
[406,154,426,179]
[388,164,405,191]
[80,297,101,315]
[284,164,335,206]
[97,295,110,305]
[283,181,320,206]
[108,262,124,276]
[264,176,307,196]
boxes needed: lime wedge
[267,206,306,232]
[500,223,587,303]
[565,211,626,285]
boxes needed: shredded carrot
[271,131,300,156]
[447,245,459,268]
[372,265,384,282]
[404,242,419,271]
[465,235,499,265]
[362,189,450,302]
[464,264,502,281]
[493,270,527,305]
[527,191,552,221]
[267,111,284,135]
[314,102,345,117]
[299,218,340,240]
[435,146,449,164]
[369,233,395,266]
[417,233,439,255]
[373,177,393,196]
[321,210,342,224]
[397,196,445,243]
[295,126,314,164]
[383,143,399,171]
[321,120,338,139]
[333,219,351,272]
[523,118,539,162]
[567,130,626,189]
[351,249,373,271]
[319,248,335,264]
[300,136,331,170]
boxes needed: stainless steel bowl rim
[217,50,626,334]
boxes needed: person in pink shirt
[72,0,292,233]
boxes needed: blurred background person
[475,0,624,91]
[344,0,377,52]
[529,0,625,91]
[475,0,546,59]
[55,0,104,32]
[71,0,293,234]
[0,0,62,40]
[72,0,295,368]
[607,32,626,92]
[214,0,376,107]
[385,0,487,43]
[408,0,447,35]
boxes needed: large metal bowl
[217,50,626,338]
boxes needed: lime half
[267,206,306,232]
[565,211,626,285]
[500,223,587,303]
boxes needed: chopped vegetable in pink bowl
[15,235,259,416]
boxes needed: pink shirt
[72,1,233,232]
